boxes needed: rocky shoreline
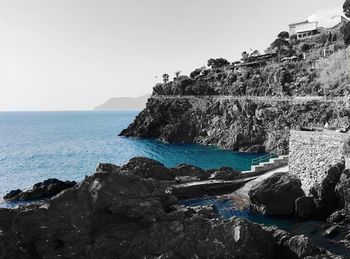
[120,96,350,154]
[1,157,350,258]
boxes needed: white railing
[251,147,289,166]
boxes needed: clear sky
[0,0,344,111]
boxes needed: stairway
[242,155,289,174]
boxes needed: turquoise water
[0,111,263,197]
[180,197,296,230]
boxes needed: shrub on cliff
[341,22,350,46]
[277,31,290,40]
[207,58,230,69]
[300,43,311,53]
[316,47,350,96]
[190,66,207,79]
[162,73,169,83]
[344,0,350,18]
[270,37,292,57]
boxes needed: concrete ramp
[171,177,257,199]
[171,155,289,200]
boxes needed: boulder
[335,168,350,215]
[122,157,175,181]
[96,163,120,173]
[327,209,346,223]
[3,178,76,201]
[249,172,305,215]
[171,164,210,180]
[264,227,335,259]
[295,196,316,218]
[209,167,241,180]
[310,162,345,218]
[323,226,339,237]
[3,189,22,200]
[286,235,323,258]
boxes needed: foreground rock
[3,178,76,201]
[309,162,345,218]
[264,227,342,259]
[336,168,350,214]
[209,167,242,180]
[294,162,345,219]
[171,163,211,180]
[249,172,305,215]
[0,164,278,259]
[295,196,317,218]
[121,157,175,180]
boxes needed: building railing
[251,153,278,166]
[251,147,289,166]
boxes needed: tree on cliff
[162,73,169,83]
[341,22,350,45]
[344,0,350,18]
[277,31,290,40]
[270,38,291,57]
[174,71,181,78]
[342,0,350,45]
[241,51,249,60]
[207,58,230,69]
[300,43,311,53]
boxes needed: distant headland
[94,94,150,111]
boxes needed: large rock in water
[249,172,305,215]
[3,178,76,201]
[0,163,280,259]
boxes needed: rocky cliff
[120,41,350,153]
[120,96,350,153]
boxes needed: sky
[0,0,345,111]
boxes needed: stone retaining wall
[289,130,349,194]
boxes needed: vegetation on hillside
[155,1,350,98]
[316,46,350,96]
[344,0,350,18]
[154,28,346,97]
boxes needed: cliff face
[120,96,350,153]
[120,37,349,153]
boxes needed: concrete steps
[242,155,289,174]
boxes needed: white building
[289,20,319,39]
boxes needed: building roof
[289,20,309,27]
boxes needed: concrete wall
[289,130,349,194]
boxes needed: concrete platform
[171,177,257,199]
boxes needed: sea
[3,111,348,255]
[0,111,262,198]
